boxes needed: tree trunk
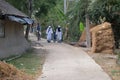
[85,0,91,48]
[25,25,31,40]
[25,0,33,40]
[86,14,91,48]
[64,0,67,14]
[64,25,68,40]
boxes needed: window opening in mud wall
[0,22,5,38]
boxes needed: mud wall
[0,20,30,58]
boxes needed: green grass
[111,70,120,76]
[6,49,45,75]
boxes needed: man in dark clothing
[53,29,57,42]
[36,23,41,41]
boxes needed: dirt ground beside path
[90,54,120,80]
[82,48,120,80]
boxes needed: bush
[116,52,120,65]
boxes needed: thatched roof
[0,0,28,17]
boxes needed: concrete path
[37,39,111,80]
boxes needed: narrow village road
[36,38,112,80]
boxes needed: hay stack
[90,22,114,54]
[79,29,86,43]
[0,61,33,80]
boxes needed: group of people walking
[35,23,62,43]
[46,25,62,43]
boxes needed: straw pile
[79,29,86,43]
[0,61,33,80]
[90,22,114,54]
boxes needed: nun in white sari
[56,25,62,43]
[46,26,53,43]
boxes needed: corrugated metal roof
[0,0,28,17]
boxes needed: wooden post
[86,14,91,48]
[64,0,67,14]
[25,0,33,40]
[85,0,91,48]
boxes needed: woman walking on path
[46,26,53,43]
[56,25,62,43]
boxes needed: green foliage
[66,0,91,42]
[111,70,120,76]
[6,0,58,18]
[6,0,28,14]
[34,0,57,18]
[79,22,84,32]
[89,0,120,23]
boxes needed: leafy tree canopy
[6,0,58,18]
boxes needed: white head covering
[48,26,51,28]
[58,25,61,27]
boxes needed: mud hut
[0,0,33,58]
